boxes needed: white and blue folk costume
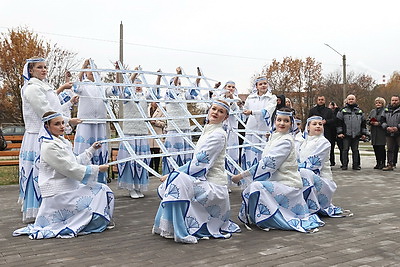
[73,79,119,184]
[215,81,241,185]
[13,114,114,239]
[58,89,75,134]
[117,85,151,192]
[162,81,199,175]
[19,58,73,223]
[153,122,241,243]
[237,112,324,232]
[241,78,277,170]
[298,116,344,217]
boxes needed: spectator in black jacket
[308,95,336,166]
[381,95,400,171]
[336,94,368,170]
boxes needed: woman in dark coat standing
[368,97,387,169]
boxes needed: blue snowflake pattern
[291,204,308,215]
[195,151,210,166]
[34,230,55,239]
[193,185,208,205]
[243,192,250,199]
[87,137,96,144]
[257,204,271,217]
[228,222,240,232]
[165,184,180,199]
[307,199,319,211]
[317,194,329,207]
[76,196,93,212]
[186,216,200,230]
[35,216,50,228]
[274,194,290,209]
[52,209,74,224]
[261,157,276,170]
[261,181,274,193]
[313,175,323,192]
[308,155,322,167]
[206,205,221,218]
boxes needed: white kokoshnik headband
[42,112,62,123]
[212,100,230,114]
[22,57,46,81]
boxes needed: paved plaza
[0,154,399,266]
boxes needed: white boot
[135,189,144,198]
[129,190,139,199]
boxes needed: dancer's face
[308,120,324,136]
[46,116,65,137]
[225,83,236,94]
[208,104,228,124]
[256,81,268,95]
[29,62,47,80]
[275,115,291,133]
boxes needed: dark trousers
[342,136,360,168]
[329,138,336,165]
[333,138,344,166]
[373,145,386,166]
[150,148,161,172]
[386,136,400,166]
[393,143,399,166]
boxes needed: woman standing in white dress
[19,57,80,223]
[153,100,241,244]
[14,111,114,239]
[241,77,276,170]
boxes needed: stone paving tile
[1,155,400,266]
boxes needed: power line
[0,26,272,62]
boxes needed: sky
[1,0,399,93]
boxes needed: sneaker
[135,189,144,198]
[107,220,116,230]
[352,166,361,170]
[129,190,140,199]
[382,165,394,171]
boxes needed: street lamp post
[324,43,347,103]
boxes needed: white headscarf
[38,112,63,142]
[303,116,323,139]
[22,58,46,93]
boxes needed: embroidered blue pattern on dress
[165,184,180,199]
[291,204,308,215]
[89,184,103,195]
[274,194,290,209]
[193,185,208,205]
[257,204,271,217]
[317,194,329,207]
[35,216,50,228]
[186,216,200,230]
[76,196,93,211]
[206,205,221,218]
[308,155,322,167]
[52,209,74,224]
[302,177,311,187]
[307,199,319,211]
[195,151,210,166]
[261,181,274,193]
[313,174,323,192]
[261,156,276,170]
[75,136,85,143]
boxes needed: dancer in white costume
[117,68,152,199]
[232,108,324,233]
[241,77,276,170]
[215,81,241,185]
[298,116,347,217]
[162,67,199,174]
[153,100,241,244]
[19,57,80,223]
[13,111,114,239]
[73,59,118,184]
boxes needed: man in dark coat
[381,95,400,171]
[308,95,336,166]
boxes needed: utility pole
[324,43,347,103]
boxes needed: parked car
[1,125,25,143]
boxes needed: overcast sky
[1,0,399,93]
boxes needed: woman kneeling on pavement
[298,116,351,217]
[232,108,324,233]
[13,111,114,239]
[153,100,241,244]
